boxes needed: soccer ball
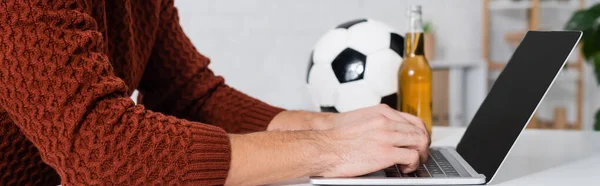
[306,19,404,113]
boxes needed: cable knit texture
[0,0,284,185]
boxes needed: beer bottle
[398,5,433,136]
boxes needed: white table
[270,126,600,185]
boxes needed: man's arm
[0,117,61,185]
[139,0,287,133]
[0,1,237,184]
[226,131,331,185]
[138,0,356,133]
[225,105,430,185]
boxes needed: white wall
[175,0,483,111]
[174,0,599,129]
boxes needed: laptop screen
[456,31,581,183]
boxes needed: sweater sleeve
[0,1,230,185]
[0,115,61,185]
[138,0,284,133]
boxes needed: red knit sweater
[0,0,284,185]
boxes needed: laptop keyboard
[383,149,461,178]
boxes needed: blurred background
[173,0,600,131]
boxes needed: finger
[392,148,421,173]
[397,112,428,137]
[383,127,429,163]
[376,105,428,136]
[375,105,410,123]
[360,114,392,131]
[386,120,419,133]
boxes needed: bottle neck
[404,32,425,57]
[405,9,425,57]
[407,11,424,33]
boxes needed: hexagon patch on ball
[307,19,404,113]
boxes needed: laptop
[310,31,582,185]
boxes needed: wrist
[306,129,340,176]
[268,111,337,131]
[311,112,337,130]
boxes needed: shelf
[429,60,484,70]
[489,0,531,10]
[489,0,579,10]
[538,1,579,9]
[504,31,527,48]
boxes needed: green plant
[596,110,600,131]
[423,21,433,33]
[565,3,600,130]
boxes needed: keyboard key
[442,167,455,171]
[431,174,447,177]
[426,166,443,172]
[415,170,431,177]
[430,171,444,175]
[429,170,444,175]
[385,171,401,177]
[443,167,457,170]
[441,166,456,170]
[402,173,416,177]
[447,173,461,177]
[443,170,458,174]
[384,165,398,171]
[384,165,401,177]
[426,166,439,171]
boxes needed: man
[0,0,429,185]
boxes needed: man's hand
[318,111,430,177]
[226,105,430,185]
[268,104,427,134]
[326,104,428,133]
[266,110,333,131]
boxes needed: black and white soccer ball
[307,19,404,113]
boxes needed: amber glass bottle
[398,5,433,135]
